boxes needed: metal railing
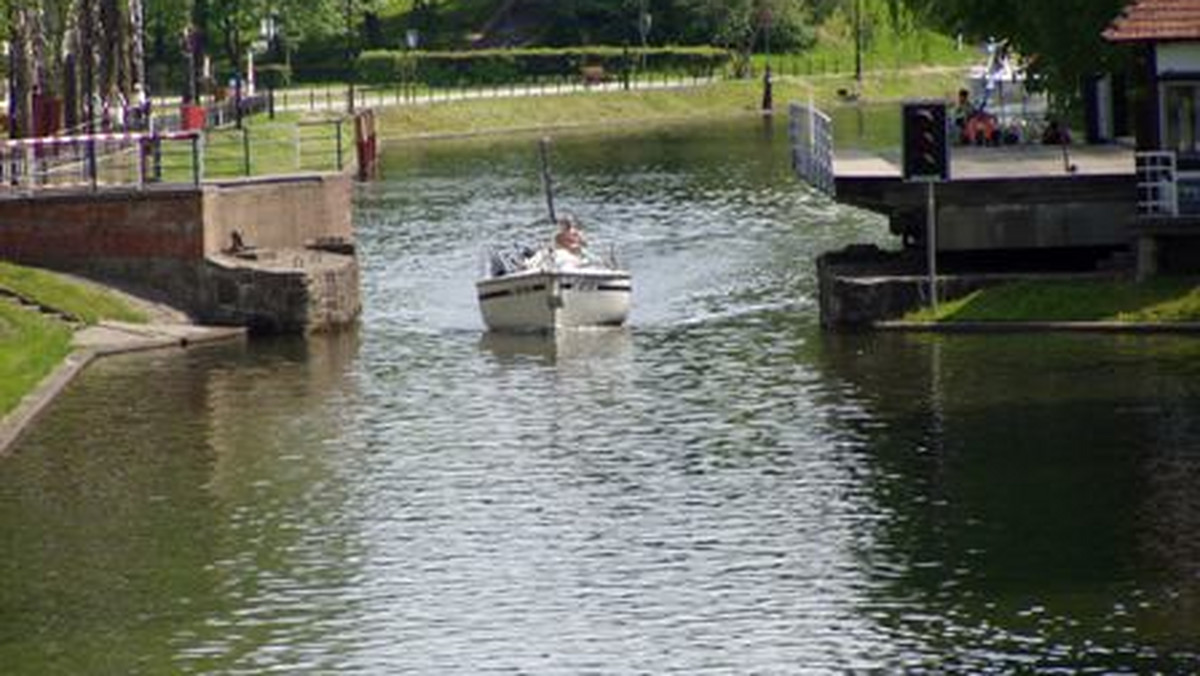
[1136,151,1178,217]
[0,130,203,190]
[200,117,346,179]
[789,102,836,198]
[0,115,347,191]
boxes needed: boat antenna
[539,137,558,224]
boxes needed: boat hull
[477,269,631,332]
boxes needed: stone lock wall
[0,174,360,333]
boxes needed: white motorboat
[477,137,632,332]
[477,244,631,332]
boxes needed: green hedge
[356,47,732,87]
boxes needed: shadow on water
[478,328,634,365]
[814,330,1200,669]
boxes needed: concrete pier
[834,145,1137,252]
[807,144,1145,328]
[0,173,360,333]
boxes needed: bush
[256,64,292,89]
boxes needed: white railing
[788,102,835,198]
[1136,151,1178,216]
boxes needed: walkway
[835,144,1135,179]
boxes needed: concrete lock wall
[0,175,359,333]
[203,174,353,254]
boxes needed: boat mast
[539,137,558,224]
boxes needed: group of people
[952,88,1071,147]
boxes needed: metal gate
[788,102,835,198]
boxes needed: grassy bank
[0,302,74,415]
[906,278,1200,324]
[0,262,147,325]
[0,262,148,416]
[375,69,967,140]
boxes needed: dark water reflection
[3,117,1200,672]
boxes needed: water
[4,117,1200,673]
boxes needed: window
[1163,82,1200,155]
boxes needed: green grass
[375,69,967,139]
[0,262,148,325]
[905,278,1200,323]
[0,301,73,415]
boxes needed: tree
[672,0,811,76]
[901,0,1129,109]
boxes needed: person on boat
[554,215,587,256]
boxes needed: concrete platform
[831,145,1138,253]
[834,144,1135,179]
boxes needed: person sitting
[953,88,976,139]
[554,215,587,256]
[953,88,999,145]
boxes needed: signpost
[902,101,949,312]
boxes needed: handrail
[1136,151,1178,217]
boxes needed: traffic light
[903,102,949,182]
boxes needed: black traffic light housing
[903,101,949,182]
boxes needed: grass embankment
[0,262,147,325]
[374,68,967,139]
[0,262,148,415]
[0,303,73,415]
[905,278,1200,324]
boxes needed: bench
[581,66,606,87]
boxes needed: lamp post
[258,14,276,118]
[854,0,863,83]
[406,28,419,102]
[638,3,651,73]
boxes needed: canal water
[4,116,1200,673]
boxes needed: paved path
[224,76,720,116]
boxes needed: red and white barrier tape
[2,130,199,150]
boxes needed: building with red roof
[1105,0,1200,154]
[1105,0,1200,270]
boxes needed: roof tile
[1105,0,1200,42]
